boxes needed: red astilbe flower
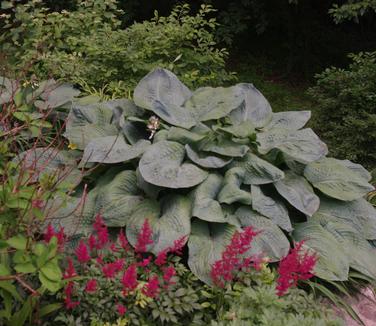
[118,229,129,250]
[88,234,97,251]
[117,303,127,316]
[154,236,187,266]
[63,258,77,279]
[210,226,259,287]
[102,259,124,278]
[162,266,176,286]
[122,264,138,292]
[276,241,317,296]
[85,279,97,293]
[64,281,80,309]
[93,214,109,249]
[44,224,66,251]
[142,275,160,298]
[155,249,168,266]
[75,240,91,264]
[135,219,153,253]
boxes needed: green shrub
[308,51,376,169]
[1,1,234,95]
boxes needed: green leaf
[257,128,328,164]
[38,272,62,293]
[292,221,350,281]
[139,141,208,188]
[7,235,27,250]
[0,281,23,302]
[215,121,256,138]
[251,185,292,232]
[188,220,236,284]
[201,139,249,158]
[8,297,33,326]
[229,83,272,128]
[36,82,80,110]
[304,158,374,201]
[230,152,285,185]
[80,135,150,164]
[0,263,10,276]
[126,195,191,254]
[217,168,252,205]
[185,144,232,169]
[337,159,372,182]
[234,206,290,261]
[39,303,63,318]
[14,262,36,273]
[40,260,62,281]
[263,111,311,130]
[273,171,320,216]
[134,68,195,129]
[192,174,226,223]
[167,127,206,144]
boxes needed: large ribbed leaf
[234,207,290,261]
[139,141,208,188]
[184,86,244,122]
[229,83,272,128]
[215,121,255,138]
[304,158,374,201]
[201,139,249,158]
[192,174,226,223]
[121,121,149,145]
[257,128,328,164]
[292,221,350,281]
[315,218,376,280]
[231,152,285,185]
[36,82,80,110]
[93,170,143,227]
[65,103,118,149]
[185,145,233,169]
[251,185,292,232]
[80,136,150,164]
[126,195,191,254]
[218,168,252,205]
[337,159,372,182]
[15,148,82,188]
[264,111,311,131]
[274,171,320,216]
[167,127,206,144]
[188,220,236,284]
[136,169,161,199]
[133,68,195,129]
[313,197,376,240]
[103,99,143,118]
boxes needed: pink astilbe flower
[210,226,259,287]
[102,259,124,278]
[117,303,127,316]
[88,234,97,251]
[85,279,97,293]
[135,219,153,253]
[276,241,317,296]
[139,256,152,267]
[169,236,187,255]
[162,266,176,286]
[142,275,160,298]
[155,249,168,266]
[44,224,66,251]
[75,240,90,264]
[122,264,138,292]
[63,258,77,279]
[93,214,109,249]
[118,229,129,250]
[64,281,80,309]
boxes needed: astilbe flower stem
[276,241,317,296]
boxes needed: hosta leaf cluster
[24,68,376,285]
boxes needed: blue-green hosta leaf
[251,185,292,232]
[139,141,208,188]
[192,174,226,223]
[15,148,82,188]
[153,129,169,142]
[230,152,285,185]
[312,197,376,240]
[133,68,195,129]
[315,217,376,280]
[215,121,256,139]
[80,136,150,164]
[185,144,233,169]
[337,159,372,182]
[201,139,249,158]
[304,158,374,201]
[263,111,311,131]
[121,120,149,145]
[103,99,144,118]
[229,83,272,128]
[234,206,290,261]
[257,128,328,164]
[93,170,143,227]
[184,86,244,122]
[136,168,162,199]
[292,221,350,281]
[167,127,206,144]
[126,195,191,254]
[283,153,306,175]
[218,168,252,205]
[188,220,236,284]
[274,171,320,216]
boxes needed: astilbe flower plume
[142,275,160,298]
[85,279,97,293]
[44,224,66,251]
[64,282,80,309]
[210,226,259,287]
[162,266,176,286]
[117,303,127,316]
[154,236,187,266]
[63,258,77,279]
[122,264,138,292]
[118,229,129,250]
[93,214,109,249]
[135,219,154,253]
[75,240,91,264]
[276,241,317,296]
[102,259,124,278]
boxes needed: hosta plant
[23,68,376,286]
